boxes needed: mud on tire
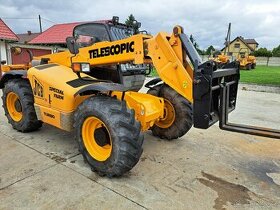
[2,79,42,132]
[74,95,144,177]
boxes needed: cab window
[74,24,110,47]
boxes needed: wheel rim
[6,92,23,122]
[82,117,112,161]
[155,99,175,128]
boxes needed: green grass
[240,65,280,86]
[149,65,280,86]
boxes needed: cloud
[1,0,279,49]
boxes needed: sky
[0,0,279,50]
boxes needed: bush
[253,48,272,57]
[272,45,280,57]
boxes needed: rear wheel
[2,79,42,132]
[147,84,193,140]
[251,63,256,69]
[74,96,143,177]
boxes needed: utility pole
[39,15,42,33]
[224,23,231,55]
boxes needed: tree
[125,14,140,34]
[253,47,272,57]
[189,34,204,55]
[272,45,280,57]
[205,45,215,55]
[189,34,194,44]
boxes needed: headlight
[72,63,90,73]
[81,63,90,72]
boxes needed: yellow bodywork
[210,54,229,65]
[27,64,164,131]
[112,92,164,131]
[1,64,31,72]
[40,34,149,67]
[238,55,256,68]
[1,26,194,132]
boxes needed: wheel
[147,84,193,140]
[74,96,143,177]
[246,64,252,70]
[251,63,256,69]
[147,84,162,96]
[2,79,42,132]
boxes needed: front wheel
[147,84,193,140]
[74,96,143,177]
[246,64,252,70]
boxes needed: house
[29,20,108,47]
[221,36,259,58]
[11,31,53,64]
[0,18,19,64]
[29,22,86,48]
[17,31,41,44]
[1,19,108,65]
[0,18,55,65]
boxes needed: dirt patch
[45,152,66,163]
[197,171,253,210]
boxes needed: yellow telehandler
[1,17,279,177]
[238,48,257,70]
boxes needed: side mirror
[66,37,79,55]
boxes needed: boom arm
[39,26,199,103]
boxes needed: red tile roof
[29,20,109,44]
[29,22,83,44]
[0,18,18,41]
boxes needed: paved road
[0,85,280,210]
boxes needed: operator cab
[72,17,148,91]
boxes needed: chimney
[27,31,31,35]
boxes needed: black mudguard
[144,77,162,89]
[74,82,127,97]
[0,70,27,89]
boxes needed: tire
[246,64,252,70]
[147,84,162,96]
[2,79,42,132]
[147,84,193,140]
[251,63,256,69]
[74,95,143,177]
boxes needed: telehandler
[1,17,279,177]
[238,48,256,70]
[210,51,229,68]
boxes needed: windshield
[74,24,110,47]
[110,26,133,40]
[73,23,134,48]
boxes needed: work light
[72,63,90,73]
